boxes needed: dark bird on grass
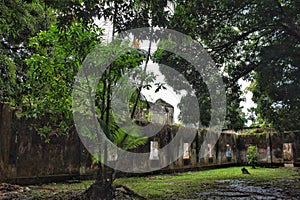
[241,167,250,174]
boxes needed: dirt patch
[0,183,144,200]
[0,183,33,200]
[196,179,300,199]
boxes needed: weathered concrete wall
[236,131,300,165]
[237,133,271,164]
[120,127,240,172]
[1,104,300,184]
[0,106,239,182]
[0,104,95,183]
[280,132,300,164]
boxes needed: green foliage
[0,55,16,103]
[153,47,212,127]
[44,0,171,30]
[23,17,149,152]
[3,1,300,196]
[0,0,54,104]
[0,0,52,43]
[24,23,103,136]
[241,128,273,137]
[246,145,258,168]
[224,82,247,130]
[162,0,300,130]
[250,36,300,131]
[113,125,148,151]
[153,1,252,129]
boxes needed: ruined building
[0,103,299,184]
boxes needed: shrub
[246,145,258,168]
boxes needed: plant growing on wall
[246,145,258,169]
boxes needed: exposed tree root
[115,184,146,200]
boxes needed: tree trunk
[84,179,114,200]
[84,162,115,199]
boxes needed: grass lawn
[12,166,300,199]
[114,166,300,199]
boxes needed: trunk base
[84,182,114,200]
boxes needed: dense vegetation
[1,0,299,199]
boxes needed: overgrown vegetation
[1,0,300,199]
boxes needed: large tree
[160,0,300,130]
[250,35,300,131]
[21,1,173,199]
[151,1,248,130]
[25,21,150,198]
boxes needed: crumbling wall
[2,104,300,183]
[0,104,94,183]
[237,131,300,165]
[281,132,300,164]
[237,133,271,164]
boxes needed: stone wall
[0,104,95,183]
[237,131,300,165]
[0,106,239,183]
[1,104,300,184]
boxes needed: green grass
[114,167,299,199]
[26,167,299,199]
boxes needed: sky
[239,79,257,126]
